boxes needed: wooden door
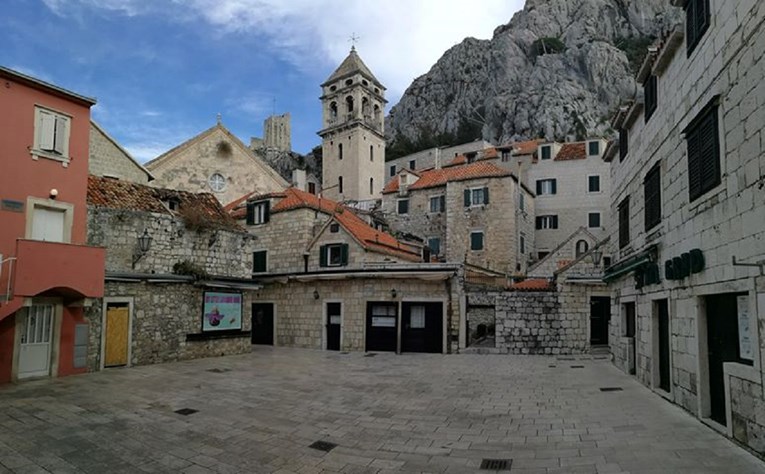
[401,302,443,353]
[589,297,611,345]
[366,303,397,352]
[104,305,130,367]
[657,299,670,392]
[251,303,274,345]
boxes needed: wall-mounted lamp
[313,289,320,300]
[390,288,397,299]
[590,249,603,267]
[132,229,153,269]
[49,188,58,200]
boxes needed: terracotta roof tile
[509,278,554,291]
[444,155,467,167]
[554,143,587,161]
[513,139,544,155]
[87,175,242,232]
[383,161,512,194]
[227,191,286,218]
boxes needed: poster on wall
[737,295,753,361]
[202,291,242,332]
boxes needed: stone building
[85,176,259,370]
[382,161,536,275]
[89,121,154,184]
[263,112,291,152]
[227,187,463,353]
[603,0,765,456]
[527,139,611,262]
[319,47,386,207]
[384,140,494,184]
[144,121,288,206]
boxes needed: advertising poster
[202,292,242,332]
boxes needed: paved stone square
[0,347,763,474]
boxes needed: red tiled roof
[444,155,467,167]
[514,139,544,155]
[87,175,242,232]
[227,191,286,218]
[509,278,554,291]
[385,161,511,194]
[554,143,587,161]
[482,148,498,159]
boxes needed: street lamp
[590,248,603,267]
[132,229,153,269]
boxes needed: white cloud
[41,0,525,102]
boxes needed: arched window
[362,97,370,116]
[370,145,374,161]
[369,177,374,194]
[329,102,338,121]
[338,176,344,194]
[345,96,354,114]
[373,104,381,126]
[338,143,343,160]
[575,240,589,258]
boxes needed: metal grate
[309,440,337,452]
[480,458,512,470]
[174,408,198,416]
[570,365,585,368]
[599,387,623,392]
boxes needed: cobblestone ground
[0,347,763,474]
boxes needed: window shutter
[464,189,471,207]
[698,111,720,195]
[552,215,558,229]
[39,111,55,151]
[551,179,557,194]
[483,187,489,204]
[253,251,267,273]
[246,203,255,225]
[536,181,542,195]
[439,195,446,212]
[263,201,270,223]
[340,244,349,266]
[686,0,697,50]
[319,245,328,267]
[53,116,67,155]
[535,217,542,230]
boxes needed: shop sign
[665,249,704,280]
[202,291,242,332]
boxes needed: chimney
[292,169,307,190]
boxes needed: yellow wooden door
[104,306,129,367]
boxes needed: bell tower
[318,46,386,204]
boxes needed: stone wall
[85,282,252,370]
[605,0,765,457]
[254,276,461,352]
[89,123,151,184]
[88,207,256,277]
[264,113,291,152]
[383,185,447,257]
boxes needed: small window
[320,243,349,267]
[208,173,226,192]
[644,164,662,231]
[410,306,426,328]
[520,234,526,254]
[33,106,71,163]
[588,212,601,228]
[370,145,374,161]
[409,160,416,170]
[470,231,484,251]
[686,101,720,202]
[345,79,353,86]
[338,176,343,194]
[519,193,525,212]
[588,175,601,193]
[165,198,181,212]
[369,177,374,195]
[535,215,559,230]
[501,150,511,162]
[397,199,409,215]
[308,182,316,195]
[464,187,489,207]
[603,256,612,268]
[618,197,630,249]
[427,237,441,256]
[466,152,477,164]
[253,250,267,273]
[619,128,629,161]
[540,145,552,160]
[429,195,445,213]
[644,75,658,122]
[390,165,396,177]
[338,143,343,160]
[536,179,557,195]
[686,0,710,55]
[575,240,589,258]
[246,201,270,225]
[588,141,600,156]
[330,223,340,233]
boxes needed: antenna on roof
[349,33,360,51]
[216,113,222,125]
[272,97,276,116]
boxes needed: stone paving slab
[0,347,763,473]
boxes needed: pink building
[0,66,105,383]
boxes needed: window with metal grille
[686,0,710,55]
[619,128,628,161]
[644,164,662,231]
[618,197,630,249]
[685,100,720,202]
[644,75,657,122]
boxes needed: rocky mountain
[386,0,681,156]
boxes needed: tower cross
[349,33,360,50]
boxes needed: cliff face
[386,0,681,150]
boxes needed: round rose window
[209,173,226,192]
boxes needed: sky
[1,0,524,161]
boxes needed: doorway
[401,302,443,353]
[104,303,130,367]
[705,293,746,426]
[624,302,636,375]
[366,302,397,352]
[18,305,55,379]
[589,297,611,345]
[656,299,671,392]
[325,302,341,351]
[251,303,274,345]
